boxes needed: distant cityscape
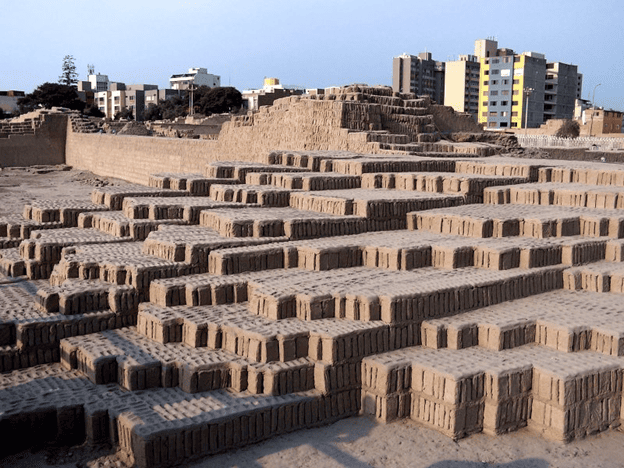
[1,38,622,135]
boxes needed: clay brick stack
[6,94,624,466]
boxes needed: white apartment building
[169,68,220,90]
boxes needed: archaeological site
[3,85,624,467]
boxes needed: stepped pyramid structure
[2,86,624,466]
[214,85,493,161]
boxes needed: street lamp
[589,83,601,137]
[523,87,534,132]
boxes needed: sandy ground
[0,165,125,218]
[1,165,624,468]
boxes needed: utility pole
[523,87,534,133]
[589,83,601,137]
[188,83,195,116]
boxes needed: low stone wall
[0,114,66,167]
[66,130,220,185]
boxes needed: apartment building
[544,62,582,121]
[95,83,159,120]
[392,52,445,103]
[145,89,182,108]
[578,107,624,136]
[478,49,547,129]
[476,39,582,129]
[170,68,220,90]
[242,78,303,111]
[443,55,481,119]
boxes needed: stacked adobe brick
[4,147,624,466]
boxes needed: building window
[484,70,489,75]
[512,111,518,117]
[490,91,498,96]
[514,56,521,62]
[491,80,498,85]
[502,101,508,106]
[129,96,134,101]
[513,79,519,84]
[489,112,498,116]
[503,57,511,63]
[483,91,488,96]
[502,90,510,96]
[503,79,509,85]
[500,122,508,127]
[491,70,500,75]
[511,122,518,127]
[513,90,519,95]
[512,101,518,106]
[492,59,499,64]
[483,80,488,86]
[482,101,488,107]
[482,112,488,117]
[501,111,508,117]
[490,101,497,106]
[488,122,497,127]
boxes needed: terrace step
[90,185,190,210]
[361,345,622,441]
[410,204,624,239]
[148,173,237,195]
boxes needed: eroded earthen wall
[0,114,66,167]
[65,131,219,185]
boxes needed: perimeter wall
[65,131,220,185]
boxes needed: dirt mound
[448,132,520,149]
[116,121,151,136]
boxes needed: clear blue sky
[2,0,622,109]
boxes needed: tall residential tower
[392,52,445,103]
[443,55,481,119]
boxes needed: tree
[143,104,163,121]
[84,104,105,118]
[555,119,580,138]
[17,82,85,113]
[114,107,134,120]
[193,86,242,115]
[59,55,78,88]
[143,96,188,121]
[161,95,188,120]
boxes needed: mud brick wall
[66,132,220,186]
[0,114,67,167]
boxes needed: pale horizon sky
[2,0,623,109]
